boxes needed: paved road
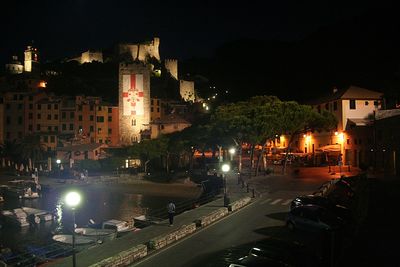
[129,168,357,267]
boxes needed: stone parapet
[88,244,147,267]
[149,223,197,250]
[228,197,252,212]
[194,207,229,227]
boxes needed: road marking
[281,199,292,205]
[260,198,271,205]
[270,199,282,205]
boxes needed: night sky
[0,0,385,64]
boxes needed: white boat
[1,208,30,227]
[52,234,96,245]
[3,180,40,199]
[0,207,54,227]
[75,227,117,240]
[101,219,138,233]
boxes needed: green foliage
[77,159,101,171]
[99,157,125,171]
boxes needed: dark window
[374,101,379,106]
[18,103,23,110]
[29,103,33,109]
[90,126,94,132]
[98,128,101,134]
[354,139,358,145]
[62,124,66,130]
[151,107,154,112]
[48,104,51,110]
[359,139,362,145]
[151,99,154,105]
[90,115,94,121]
[47,126,51,131]
[37,104,41,110]
[98,106,102,111]
[54,104,58,110]
[157,108,159,112]
[108,116,112,122]
[54,114,58,120]
[13,94,17,100]
[69,124,74,130]
[28,113,33,119]
[157,100,160,105]
[347,139,350,145]
[78,105,82,111]
[37,124,41,131]
[37,113,41,119]
[79,115,82,121]
[97,116,104,122]
[54,126,58,132]
[28,125,33,131]
[50,136,55,143]
[90,105,94,111]
[44,136,48,142]
[108,108,112,113]
[18,116,22,124]
[365,101,369,106]
[47,114,51,120]
[62,112,66,119]
[350,100,356,109]
[161,125,164,130]
[70,112,74,119]
[108,128,112,134]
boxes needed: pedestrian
[167,201,176,226]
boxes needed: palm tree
[17,134,47,168]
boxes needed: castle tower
[119,63,151,145]
[5,56,24,74]
[179,80,195,102]
[164,59,178,80]
[24,45,40,73]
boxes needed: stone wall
[149,223,197,250]
[89,244,147,267]
[228,197,252,212]
[179,80,195,102]
[194,207,229,227]
[164,59,178,80]
[118,38,160,62]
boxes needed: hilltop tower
[164,59,178,80]
[24,45,40,73]
[5,56,24,74]
[119,63,151,145]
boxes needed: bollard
[252,188,255,198]
[246,183,249,193]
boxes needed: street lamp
[56,159,61,177]
[221,163,230,207]
[229,147,236,161]
[65,191,81,267]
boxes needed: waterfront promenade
[41,165,359,267]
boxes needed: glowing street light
[65,191,81,267]
[221,163,230,207]
[229,148,236,161]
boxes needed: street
[129,171,331,267]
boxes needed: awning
[316,144,340,152]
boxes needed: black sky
[0,0,385,65]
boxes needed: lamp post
[221,163,230,207]
[229,148,236,161]
[56,159,61,178]
[65,191,81,267]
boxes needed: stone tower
[164,59,178,80]
[24,45,40,73]
[119,63,151,145]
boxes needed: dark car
[229,238,320,267]
[286,205,345,232]
[290,195,352,222]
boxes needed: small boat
[88,219,138,235]
[52,234,96,245]
[3,180,41,199]
[75,227,117,241]
[0,207,54,227]
[1,208,30,227]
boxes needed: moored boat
[3,180,41,199]
[75,227,117,241]
[52,234,96,245]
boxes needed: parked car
[229,238,320,267]
[290,195,353,222]
[286,205,345,232]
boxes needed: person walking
[167,202,176,226]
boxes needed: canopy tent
[315,144,341,153]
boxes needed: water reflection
[0,186,191,250]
